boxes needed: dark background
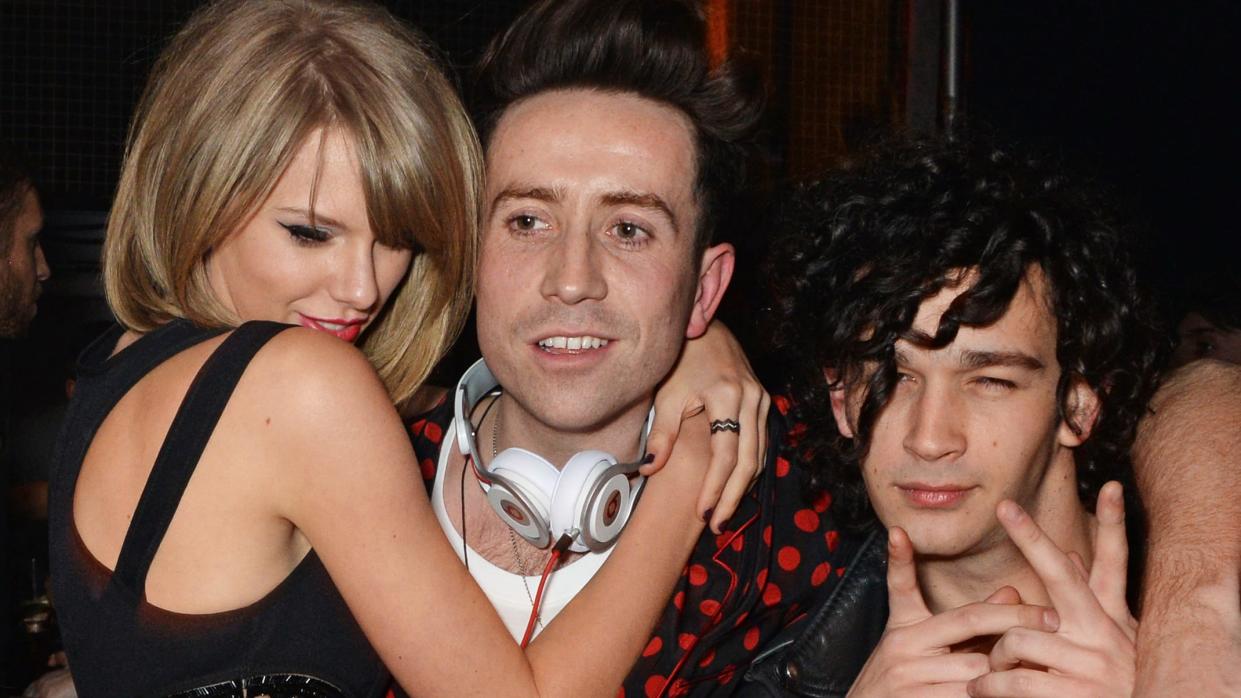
[0,0,1236,687]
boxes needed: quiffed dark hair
[0,140,36,254]
[472,0,763,251]
[767,137,1165,526]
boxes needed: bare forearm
[526,419,709,696]
[1131,359,1241,695]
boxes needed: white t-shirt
[431,418,613,641]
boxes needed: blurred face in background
[1171,312,1241,367]
[0,187,50,337]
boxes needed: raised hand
[968,482,1138,697]
[645,320,770,532]
[847,527,1059,698]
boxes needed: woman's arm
[1130,359,1241,696]
[263,330,709,697]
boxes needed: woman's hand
[646,321,769,532]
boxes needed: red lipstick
[298,314,365,343]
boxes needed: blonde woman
[48,1,763,696]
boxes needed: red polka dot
[812,490,832,512]
[644,675,666,698]
[642,636,662,657]
[811,562,831,587]
[715,532,732,550]
[615,689,624,698]
[678,632,697,650]
[794,509,820,532]
[825,529,840,552]
[419,458,436,480]
[688,564,708,586]
[775,456,791,477]
[408,418,426,436]
[718,665,737,684]
[698,648,717,668]
[700,598,721,616]
[731,534,744,552]
[669,679,691,697]
[836,566,846,577]
[774,395,791,415]
[757,568,768,588]
[763,582,783,606]
[743,626,761,650]
[673,591,685,610]
[778,546,801,571]
[733,611,749,627]
[424,421,443,444]
[788,422,807,444]
[763,525,773,546]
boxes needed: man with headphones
[404,0,858,695]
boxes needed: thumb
[984,585,1023,605]
[885,527,932,625]
[640,410,683,475]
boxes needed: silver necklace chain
[491,398,545,629]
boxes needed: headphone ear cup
[551,450,632,552]
[488,448,559,549]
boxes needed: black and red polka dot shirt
[405,395,856,697]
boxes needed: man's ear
[1057,375,1101,447]
[685,242,735,339]
[825,368,855,439]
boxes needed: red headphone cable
[520,533,574,648]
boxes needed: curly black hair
[766,137,1165,527]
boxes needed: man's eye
[610,221,650,246]
[974,376,1016,390]
[1195,340,1217,357]
[280,223,331,244]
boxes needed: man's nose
[540,229,606,304]
[902,383,966,462]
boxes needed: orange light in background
[706,0,730,68]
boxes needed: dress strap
[111,321,291,593]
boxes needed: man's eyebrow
[958,349,1045,371]
[490,185,562,209]
[276,207,346,229]
[600,190,679,232]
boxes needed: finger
[984,585,1022,605]
[988,626,1095,674]
[1066,551,1089,580]
[885,527,932,625]
[895,652,991,684]
[696,384,743,521]
[1089,480,1132,626]
[996,500,1099,623]
[754,391,771,483]
[968,667,1084,698]
[919,601,1059,649]
[710,387,762,531]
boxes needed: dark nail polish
[642,453,655,464]
[702,507,714,522]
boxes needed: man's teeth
[538,336,609,350]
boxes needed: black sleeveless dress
[48,320,389,697]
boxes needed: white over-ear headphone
[454,359,649,553]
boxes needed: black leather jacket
[739,524,888,697]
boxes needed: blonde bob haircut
[103,0,482,405]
